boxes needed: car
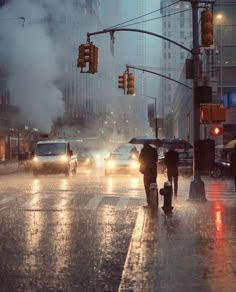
[31,140,77,176]
[77,151,96,168]
[104,152,140,176]
[114,143,140,160]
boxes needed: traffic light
[118,73,126,89]
[126,73,135,95]
[89,45,98,74]
[210,125,223,136]
[201,9,213,47]
[77,43,98,73]
[77,44,86,68]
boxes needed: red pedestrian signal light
[118,73,126,90]
[126,73,135,95]
[210,126,223,136]
[201,9,213,47]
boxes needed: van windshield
[36,143,66,156]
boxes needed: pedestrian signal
[210,126,223,136]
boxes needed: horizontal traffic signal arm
[126,65,192,90]
[87,28,192,54]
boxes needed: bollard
[160,181,174,214]
[149,183,158,210]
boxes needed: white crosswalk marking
[84,196,103,209]
[0,196,16,205]
[116,197,129,210]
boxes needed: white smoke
[0,0,64,132]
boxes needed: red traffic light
[210,126,223,136]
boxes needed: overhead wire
[115,9,192,29]
[106,0,181,30]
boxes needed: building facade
[172,0,236,145]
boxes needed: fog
[0,0,65,132]
[0,0,162,137]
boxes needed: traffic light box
[210,125,223,136]
[118,73,126,90]
[77,43,98,74]
[201,9,213,47]
[126,73,135,95]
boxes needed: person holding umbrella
[138,142,158,208]
[230,143,236,191]
[164,147,179,197]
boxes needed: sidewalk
[0,161,22,175]
[119,196,236,292]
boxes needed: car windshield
[36,143,66,156]
[109,153,131,160]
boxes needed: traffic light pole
[189,0,206,201]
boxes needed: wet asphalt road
[1,169,236,291]
[0,169,145,291]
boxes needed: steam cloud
[0,0,65,132]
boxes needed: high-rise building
[160,0,192,118]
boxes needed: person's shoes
[143,204,150,208]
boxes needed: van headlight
[33,156,39,163]
[60,155,68,163]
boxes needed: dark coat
[230,150,236,177]
[164,149,179,170]
[139,144,157,174]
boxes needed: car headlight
[130,161,139,169]
[106,160,115,169]
[85,158,91,164]
[60,155,69,163]
[32,156,39,163]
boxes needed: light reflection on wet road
[1,170,236,291]
[0,169,145,291]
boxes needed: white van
[32,140,77,176]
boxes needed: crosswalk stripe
[84,196,103,209]
[0,196,16,205]
[116,198,129,210]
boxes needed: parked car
[77,151,96,168]
[104,152,139,176]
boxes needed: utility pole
[189,0,206,200]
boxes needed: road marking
[0,196,16,205]
[116,197,129,210]
[84,196,103,209]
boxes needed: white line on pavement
[84,196,103,209]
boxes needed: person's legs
[144,174,151,205]
[173,174,178,196]
[234,176,236,191]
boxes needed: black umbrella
[160,138,192,150]
[129,136,160,146]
